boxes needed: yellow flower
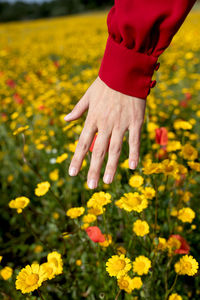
[142,160,161,175]
[49,169,59,181]
[35,181,50,196]
[119,192,148,213]
[99,234,112,247]
[13,125,29,136]
[133,256,151,275]
[62,232,70,239]
[157,237,167,251]
[133,220,149,237]
[175,255,198,276]
[181,144,198,161]
[66,207,85,219]
[87,206,105,216]
[47,251,63,276]
[76,260,82,266]
[82,213,97,224]
[166,141,182,152]
[0,266,13,280]
[188,161,200,172]
[117,275,142,294]
[160,159,179,177]
[167,237,181,255]
[117,246,127,255]
[0,256,2,263]
[120,159,129,169]
[169,293,182,300]
[129,175,144,188]
[106,254,132,278]
[87,192,111,209]
[141,187,155,199]
[173,119,192,130]
[56,153,68,163]
[15,263,46,294]
[177,207,195,223]
[9,196,30,213]
[34,245,43,253]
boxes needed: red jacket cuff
[98,35,159,100]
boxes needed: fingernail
[87,179,97,189]
[69,167,77,176]
[103,174,112,184]
[64,113,72,121]
[130,161,136,170]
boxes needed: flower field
[0,8,200,300]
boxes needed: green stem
[115,289,121,300]
[37,288,45,300]
[164,273,178,300]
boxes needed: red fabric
[98,0,196,100]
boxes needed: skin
[64,76,146,189]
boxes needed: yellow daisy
[129,175,144,188]
[87,192,111,209]
[0,266,13,280]
[177,207,195,223]
[15,263,46,294]
[47,251,63,276]
[106,254,132,279]
[35,181,50,196]
[66,207,85,219]
[175,255,198,276]
[133,220,149,237]
[169,293,182,300]
[133,256,151,275]
[9,196,30,213]
[181,144,198,161]
[119,192,148,213]
[117,275,142,294]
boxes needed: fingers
[87,130,111,189]
[68,120,97,176]
[128,125,142,170]
[103,128,125,184]
[64,94,89,122]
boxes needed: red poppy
[85,226,105,243]
[155,127,168,146]
[53,61,60,68]
[180,100,188,108]
[185,92,192,100]
[170,234,190,254]
[89,134,110,152]
[6,79,16,88]
[13,93,24,105]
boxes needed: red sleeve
[98,0,196,100]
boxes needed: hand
[64,76,146,189]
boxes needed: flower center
[25,274,39,286]
[115,259,126,271]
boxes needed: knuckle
[93,148,105,159]
[77,141,88,153]
[109,144,121,156]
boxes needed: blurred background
[0,0,114,22]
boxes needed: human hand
[64,76,146,189]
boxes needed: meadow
[0,8,200,300]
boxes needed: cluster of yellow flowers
[16,251,63,294]
[106,254,151,294]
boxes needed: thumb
[64,94,89,122]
